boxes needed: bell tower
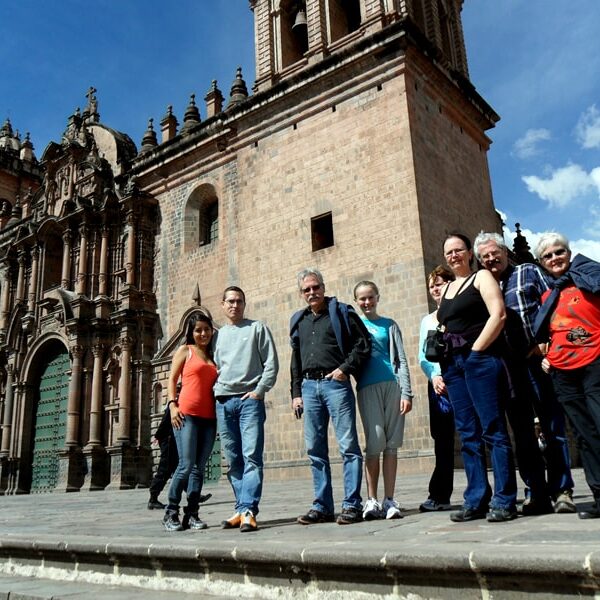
[250,0,469,91]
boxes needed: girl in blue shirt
[354,281,413,519]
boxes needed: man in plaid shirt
[475,232,575,515]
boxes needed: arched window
[279,0,309,69]
[437,0,457,68]
[327,0,362,44]
[184,184,219,251]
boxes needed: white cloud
[503,223,600,263]
[522,163,599,208]
[512,128,551,159]
[571,237,600,261]
[575,104,600,149]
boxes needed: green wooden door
[30,350,70,493]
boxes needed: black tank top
[437,273,489,344]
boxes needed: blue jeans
[216,396,266,515]
[442,350,517,511]
[302,378,362,514]
[167,416,217,513]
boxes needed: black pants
[528,356,574,496]
[427,382,455,504]
[552,357,600,497]
[149,436,178,497]
[504,357,550,499]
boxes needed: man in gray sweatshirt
[214,286,279,532]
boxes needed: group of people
[421,231,600,522]
[152,228,600,531]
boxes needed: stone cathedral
[0,0,503,494]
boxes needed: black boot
[578,498,600,519]
[182,505,208,530]
[148,494,166,510]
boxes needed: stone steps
[0,573,236,599]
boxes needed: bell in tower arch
[290,1,309,57]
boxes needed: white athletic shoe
[362,497,383,520]
[382,497,403,519]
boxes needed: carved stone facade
[0,92,160,493]
[0,1,504,492]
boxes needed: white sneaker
[362,497,383,520]
[382,497,403,519]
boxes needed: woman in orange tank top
[162,313,218,532]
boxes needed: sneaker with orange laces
[221,512,242,529]
[240,510,258,532]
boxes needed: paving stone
[0,470,598,598]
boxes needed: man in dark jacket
[290,268,371,525]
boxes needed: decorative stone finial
[19,132,35,162]
[181,94,201,134]
[11,194,22,219]
[226,67,249,109]
[139,118,158,154]
[512,222,535,264]
[192,283,201,306]
[0,117,13,138]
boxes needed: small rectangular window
[311,212,334,252]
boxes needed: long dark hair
[184,313,214,354]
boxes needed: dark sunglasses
[541,248,567,261]
[302,285,322,294]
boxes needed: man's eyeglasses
[224,299,244,305]
[302,285,322,294]
[541,248,567,261]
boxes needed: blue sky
[463,0,600,259]
[1,2,598,258]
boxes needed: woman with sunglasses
[535,232,600,519]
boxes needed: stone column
[0,265,11,331]
[67,160,75,198]
[125,215,136,287]
[0,364,14,457]
[116,336,132,443]
[27,247,39,312]
[251,0,276,91]
[306,0,328,62]
[87,343,104,447]
[15,251,26,302]
[98,226,109,296]
[65,345,84,447]
[61,229,72,288]
[76,225,88,295]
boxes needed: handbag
[424,326,447,363]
